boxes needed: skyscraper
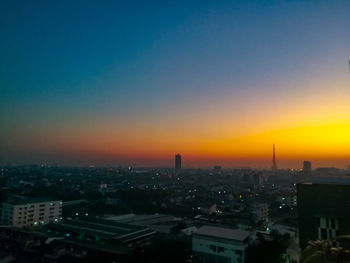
[272,144,277,171]
[175,154,181,172]
[303,161,312,175]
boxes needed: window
[326,218,329,228]
[331,218,335,229]
[235,250,243,256]
[321,228,327,239]
[217,246,225,253]
[209,245,216,252]
[317,217,321,227]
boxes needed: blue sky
[1,0,349,166]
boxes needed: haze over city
[1,0,350,168]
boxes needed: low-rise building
[192,225,251,263]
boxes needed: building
[175,153,182,172]
[297,178,350,248]
[198,202,217,215]
[272,144,277,171]
[248,202,269,223]
[48,217,156,247]
[192,225,251,263]
[106,213,182,234]
[1,196,62,227]
[276,192,297,207]
[303,161,312,175]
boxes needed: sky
[1,0,350,168]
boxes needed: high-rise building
[175,153,181,171]
[303,161,312,175]
[272,144,277,171]
[297,177,350,248]
[1,196,62,227]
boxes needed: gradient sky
[1,0,350,168]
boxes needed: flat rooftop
[4,196,61,205]
[301,176,350,186]
[106,213,179,226]
[50,217,155,243]
[194,226,251,242]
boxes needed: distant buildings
[1,196,62,227]
[175,153,182,172]
[297,178,350,248]
[276,192,297,207]
[192,225,251,263]
[198,202,217,215]
[303,161,312,175]
[248,202,269,223]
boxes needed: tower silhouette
[272,144,277,171]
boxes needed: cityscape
[1,1,350,263]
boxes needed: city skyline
[1,0,350,168]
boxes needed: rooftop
[5,196,61,205]
[49,217,156,243]
[301,176,350,186]
[194,225,251,242]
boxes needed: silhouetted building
[297,178,350,248]
[303,161,312,175]
[175,153,181,172]
[272,144,277,171]
[213,166,222,173]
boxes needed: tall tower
[272,144,277,171]
[303,161,312,175]
[175,154,182,172]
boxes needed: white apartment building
[192,225,252,263]
[1,196,62,227]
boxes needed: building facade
[297,179,350,248]
[192,226,251,263]
[1,196,62,227]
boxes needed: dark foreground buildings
[297,177,350,248]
